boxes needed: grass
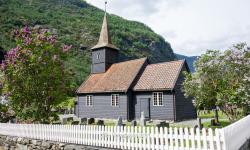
[59,110,234,129]
[169,124,192,128]
[198,110,232,128]
[198,110,228,119]
[202,119,231,129]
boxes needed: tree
[183,43,250,122]
[0,26,72,123]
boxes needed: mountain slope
[175,53,197,72]
[0,0,176,88]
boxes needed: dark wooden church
[75,13,197,121]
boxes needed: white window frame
[111,94,119,107]
[86,95,93,106]
[152,92,163,106]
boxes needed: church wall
[174,64,197,121]
[133,91,175,121]
[76,93,128,120]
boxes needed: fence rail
[0,123,225,150]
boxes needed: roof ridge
[148,59,184,66]
[112,57,147,65]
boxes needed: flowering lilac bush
[0,26,72,123]
[184,43,250,122]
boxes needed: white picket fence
[0,115,250,150]
[0,123,224,150]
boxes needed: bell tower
[91,2,119,74]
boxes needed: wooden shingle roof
[77,58,147,94]
[133,60,185,91]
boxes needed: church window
[111,94,119,106]
[153,92,163,106]
[86,95,93,106]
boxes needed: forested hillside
[0,0,176,89]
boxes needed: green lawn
[59,110,234,129]
[203,119,231,129]
[198,110,231,128]
[198,110,228,119]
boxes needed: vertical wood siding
[75,97,79,117]
[91,48,118,74]
[91,63,106,73]
[174,65,197,121]
[105,49,118,64]
[92,49,106,73]
[127,91,134,121]
[133,91,174,120]
[77,93,128,120]
[92,49,105,64]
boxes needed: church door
[139,98,150,119]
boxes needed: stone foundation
[0,135,112,150]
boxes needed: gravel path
[172,118,212,127]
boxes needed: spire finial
[91,0,119,50]
[105,0,107,13]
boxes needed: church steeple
[90,2,119,74]
[91,13,118,50]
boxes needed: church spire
[91,2,118,50]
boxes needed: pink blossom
[47,35,56,45]
[0,61,6,71]
[62,44,72,53]
[14,29,20,36]
[23,26,31,34]
[5,46,21,65]
[7,46,20,57]
[25,37,32,45]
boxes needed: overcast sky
[86,0,250,56]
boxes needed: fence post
[164,127,169,150]
[138,126,142,150]
[190,128,195,148]
[202,128,208,149]
[159,127,164,150]
[208,128,214,150]
[220,128,227,150]
[142,127,146,150]
[147,127,151,150]
[184,128,190,150]
[110,126,114,148]
[215,128,222,150]
[179,128,184,149]
[151,126,155,150]
[196,127,201,149]
[174,127,179,149]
